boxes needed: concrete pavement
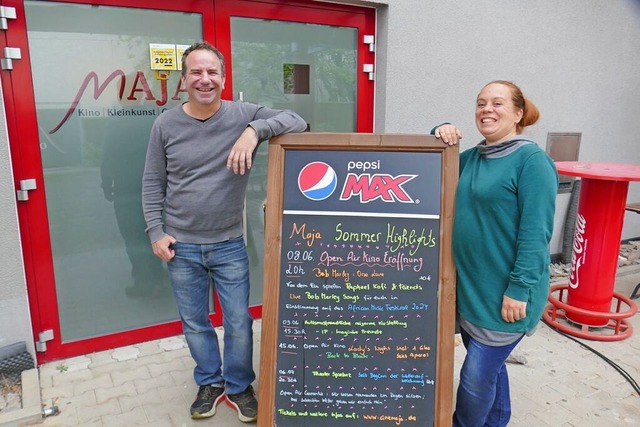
[15,267,640,426]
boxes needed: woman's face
[475,83,523,144]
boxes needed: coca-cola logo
[569,213,587,289]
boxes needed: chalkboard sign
[258,133,458,427]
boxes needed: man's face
[182,49,226,108]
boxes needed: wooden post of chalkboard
[258,133,458,427]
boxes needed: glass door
[3,0,373,362]
[25,1,199,340]
[216,0,375,317]
[8,0,214,361]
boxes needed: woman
[438,80,558,427]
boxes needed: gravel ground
[0,377,22,414]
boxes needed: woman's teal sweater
[453,141,558,333]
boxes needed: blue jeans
[167,237,255,395]
[453,327,523,427]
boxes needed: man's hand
[152,235,177,262]
[227,126,259,175]
[501,295,527,323]
[435,124,462,146]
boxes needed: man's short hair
[181,41,226,77]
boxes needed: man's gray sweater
[142,100,307,244]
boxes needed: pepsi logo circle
[298,162,337,201]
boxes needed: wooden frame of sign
[258,133,458,427]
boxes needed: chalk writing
[276,215,439,426]
[273,149,444,426]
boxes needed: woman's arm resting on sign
[433,123,462,146]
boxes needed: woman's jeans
[453,327,523,427]
[167,238,255,395]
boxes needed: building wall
[0,78,34,356]
[373,0,640,252]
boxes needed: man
[142,41,307,422]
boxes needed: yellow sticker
[176,44,191,71]
[149,43,177,71]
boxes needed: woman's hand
[435,124,462,146]
[501,295,527,323]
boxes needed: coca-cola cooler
[544,161,639,341]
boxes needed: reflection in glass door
[230,17,358,307]
[24,1,202,341]
[9,0,371,361]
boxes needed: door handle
[16,178,36,201]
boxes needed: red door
[0,0,374,363]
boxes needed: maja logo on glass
[49,69,184,134]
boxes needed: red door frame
[0,0,374,363]
[0,0,216,364]
[215,0,375,133]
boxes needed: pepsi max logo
[298,162,338,201]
